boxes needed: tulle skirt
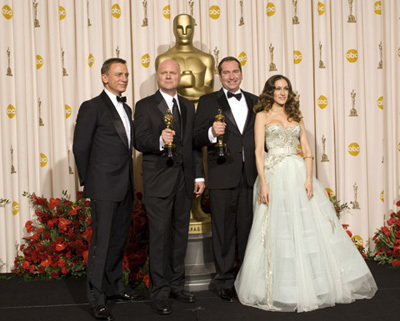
[234,155,377,312]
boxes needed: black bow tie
[116,96,127,103]
[227,91,242,101]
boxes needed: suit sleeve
[193,95,215,149]
[133,100,162,153]
[72,102,97,186]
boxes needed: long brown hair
[254,75,302,122]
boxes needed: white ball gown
[234,125,377,312]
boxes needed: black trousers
[209,164,253,290]
[86,190,133,307]
[144,169,192,300]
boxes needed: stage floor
[0,261,399,321]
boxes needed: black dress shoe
[107,292,145,301]
[218,288,235,302]
[90,305,113,320]
[170,290,196,303]
[151,299,172,315]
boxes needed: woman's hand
[258,183,270,205]
[304,179,313,200]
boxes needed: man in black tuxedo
[73,58,142,321]
[194,56,258,302]
[134,59,205,315]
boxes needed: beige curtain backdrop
[0,0,399,273]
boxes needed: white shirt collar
[223,87,243,99]
[159,89,179,109]
[104,88,121,106]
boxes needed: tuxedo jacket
[194,88,258,189]
[133,90,203,198]
[73,91,134,202]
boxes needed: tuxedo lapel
[178,97,186,138]
[242,92,255,134]
[100,91,130,149]
[123,103,133,150]
[216,89,241,135]
[155,90,169,116]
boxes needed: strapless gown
[234,125,377,312]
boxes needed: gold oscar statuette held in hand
[164,109,176,166]
[215,109,229,164]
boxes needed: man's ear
[101,74,108,85]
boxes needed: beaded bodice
[265,124,300,169]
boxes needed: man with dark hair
[194,56,258,303]
[73,58,143,321]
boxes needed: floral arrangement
[13,191,91,279]
[327,192,367,258]
[122,192,150,289]
[372,200,400,268]
[329,194,350,220]
[13,191,150,287]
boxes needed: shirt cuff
[208,127,217,143]
[159,135,165,151]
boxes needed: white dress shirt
[104,88,131,147]
[208,88,248,161]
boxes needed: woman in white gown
[234,75,377,312]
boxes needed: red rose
[41,257,51,267]
[382,226,390,237]
[51,270,59,278]
[82,227,92,244]
[396,200,400,207]
[392,259,400,267]
[143,275,150,288]
[61,267,68,275]
[38,265,45,274]
[83,250,89,266]
[77,191,84,199]
[84,200,90,207]
[29,265,35,274]
[22,261,30,270]
[58,258,66,268]
[32,194,47,205]
[47,220,55,229]
[25,221,34,233]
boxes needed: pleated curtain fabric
[0,0,399,273]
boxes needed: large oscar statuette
[214,109,229,164]
[163,109,176,166]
